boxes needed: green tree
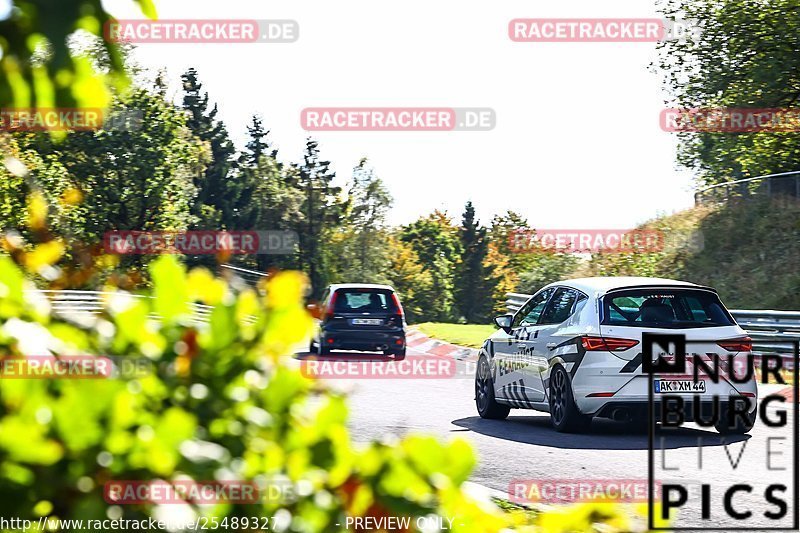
[0,0,156,110]
[181,68,242,230]
[656,0,800,185]
[328,158,393,284]
[454,201,488,323]
[385,236,435,323]
[243,114,279,161]
[488,211,578,295]
[0,135,73,236]
[483,241,519,318]
[400,211,461,322]
[293,139,347,296]
[235,115,303,272]
[16,87,207,241]
[488,211,538,273]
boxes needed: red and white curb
[406,328,479,361]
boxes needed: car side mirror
[493,314,513,333]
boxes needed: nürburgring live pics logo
[645,333,799,530]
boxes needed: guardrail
[694,170,800,205]
[220,264,268,287]
[505,292,531,314]
[22,266,267,327]
[505,292,800,356]
[33,290,216,326]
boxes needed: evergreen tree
[235,116,303,271]
[244,115,279,162]
[455,201,489,322]
[294,138,348,295]
[180,68,242,230]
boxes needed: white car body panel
[479,277,758,420]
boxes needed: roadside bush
[0,197,659,532]
[576,198,800,309]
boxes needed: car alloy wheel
[476,359,491,412]
[474,357,510,420]
[550,367,567,426]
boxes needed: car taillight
[325,291,338,321]
[390,292,404,319]
[386,315,402,327]
[581,335,639,352]
[717,337,752,352]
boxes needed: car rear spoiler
[600,284,718,297]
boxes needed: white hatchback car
[475,277,758,434]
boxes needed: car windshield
[602,288,734,328]
[333,289,398,313]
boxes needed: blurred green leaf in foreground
[0,193,669,532]
[0,0,158,110]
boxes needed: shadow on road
[451,415,750,450]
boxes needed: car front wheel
[549,365,591,433]
[475,356,510,420]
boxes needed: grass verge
[414,322,497,348]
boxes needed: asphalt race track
[296,344,798,530]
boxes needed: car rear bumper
[571,351,758,415]
[592,396,757,421]
[577,377,758,416]
[321,329,406,352]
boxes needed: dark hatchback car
[309,284,406,359]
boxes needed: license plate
[351,318,382,325]
[654,379,706,393]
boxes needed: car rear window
[602,288,734,328]
[333,289,399,313]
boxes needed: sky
[100,0,695,228]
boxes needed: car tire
[393,348,406,361]
[549,365,591,433]
[475,356,510,420]
[715,406,757,435]
[309,339,318,354]
[320,345,331,355]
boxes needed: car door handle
[546,342,557,350]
